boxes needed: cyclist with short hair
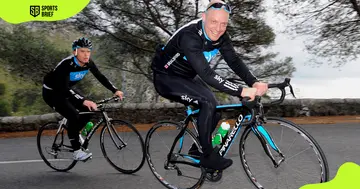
[42,37,124,161]
[151,0,268,170]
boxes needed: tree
[0,25,100,114]
[272,0,360,66]
[0,25,69,84]
[69,0,295,82]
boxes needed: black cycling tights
[42,88,91,150]
[153,73,221,156]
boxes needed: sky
[262,0,360,99]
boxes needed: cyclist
[42,37,124,161]
[151,0,268,171]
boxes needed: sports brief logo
[30,6,40,17]
[30,5,58,18]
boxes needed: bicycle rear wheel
[37,122,77,172]
[145,121,206,189]
[239,117,329,189]
[100,119,145,174]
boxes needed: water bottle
[81,121,94,136]
[212,121,230,147]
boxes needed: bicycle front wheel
[145,121,206,189]
[100,119,145,174]
[239,117,329,189]
[37,122,77,172]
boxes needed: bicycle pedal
[204,168,220,173]
[206,170,223,182]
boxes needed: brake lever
[289,84,296,98]
[285,78,296,98]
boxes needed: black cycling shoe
[188,143,202,157]
[200,150,233,171]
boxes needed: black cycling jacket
[43,55,117,105]
[151,18,258,96]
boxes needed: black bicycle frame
[77,110,126,150]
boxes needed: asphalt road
[0,123,359,189]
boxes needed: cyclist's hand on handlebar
[83,100,98,111]
[114,90,124,100]
[252,82,268,96]
[241,88,257,101]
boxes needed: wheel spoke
[37,122,77,172]
[100,120,145,174]
[145,121,206,189]
[240,117,329,189]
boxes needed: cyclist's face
[73,48,91,63]
[202,8,229,41]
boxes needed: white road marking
[0,159,72,164]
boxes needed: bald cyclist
[151,0,268,171]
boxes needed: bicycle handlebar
[227,78,296,125]
[77,96,120,115]
[96,96,120,105]
[95,96,120,110]
[267,78,296,105]
[227,77,295,106]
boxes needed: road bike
[37,96,145,174]
[145,78,329,189]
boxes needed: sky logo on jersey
[183,49,219,62]
[70,70,88,81]
[181,95,193,103]
[214,75,224,83]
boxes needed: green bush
[0,100,10,116]
[11,87,52,115]
[0,83,5,96]
[0,83,10,116]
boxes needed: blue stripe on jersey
[183,48,219,62]
[73,57,81,66]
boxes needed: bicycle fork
[107,123,127,150]
[251,124,285,168]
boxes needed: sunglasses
[206,2,231,14]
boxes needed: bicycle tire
[100,119,145,174]
[145,121,206,189]
[239,117,329,189]
[37,122,77,172]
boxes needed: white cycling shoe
[73,149,92,161]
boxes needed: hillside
[0,20,161,116]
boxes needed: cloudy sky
[263,0,360,99]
